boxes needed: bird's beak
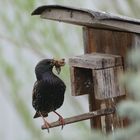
[53,59,65,74]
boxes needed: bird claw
[53,111,65,130]
[58,117,65,130]
[43,122,51,133]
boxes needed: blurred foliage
[0,0,140,140]
[111,49,140,140]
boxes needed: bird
[32,58,66,132]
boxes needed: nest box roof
[32,5,140,34]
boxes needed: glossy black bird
[32,59,66,131]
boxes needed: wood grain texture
[82,28,130,132]
[69,53,122,70]
[88,90,102,129]
[69,53,124,97]
[83,27,134,57]
[69,53,125,132]
[93,66,125,99]
[101,98,124,133]
[32,5,140,34]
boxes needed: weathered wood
[69,53,124,97]
[83,28,140,65]
[32,5,140,34]
[41,107,115,129]
[82,27,128,132]
[83,27,134,57]
[88,90,102,129]
[88,96,125,133]
[93,66,125,99]
[69,53,122,70]
[101,98,124,133]
[69,52,125,132]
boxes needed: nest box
[69,53,124,99]
[32,5,140,133]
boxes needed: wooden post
[82,27,140,130]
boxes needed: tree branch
[41,107,115,129]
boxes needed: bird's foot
[39,111,51,132]
[43,121,51,133]
[53,111,65,129]
[58,116,65,130]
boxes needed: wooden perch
[41,107,115,129]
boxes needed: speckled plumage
[32,59,66,118]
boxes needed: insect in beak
[53,59,65,74]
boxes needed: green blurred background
[0,0,140,140]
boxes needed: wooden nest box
[32,5,140,133]
[69,53,124,99]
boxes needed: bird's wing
[32,80,44,109]
[32,80,49,118]
[32,81,37,100]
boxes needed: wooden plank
[69,53,122,70]
[83,27,134,58]
[93,66,125,99]
[32,5,140,34]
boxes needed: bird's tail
[33,111,48,118]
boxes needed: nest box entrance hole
[70,67,93,96]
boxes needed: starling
[32,58,66,132]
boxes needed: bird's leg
[53,111,65,129]
[39,112,51,133]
